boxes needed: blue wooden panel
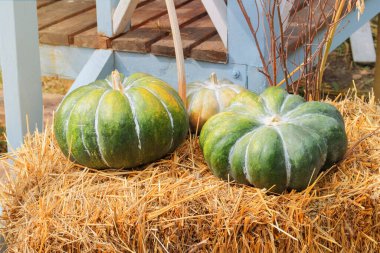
[40,45,95,79]
[227,0,266,67]
[115,51,248,89]
[247,66,269,93]
[69,49,115,94]
[0,0,43,150]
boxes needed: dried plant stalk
[238,0,360,99]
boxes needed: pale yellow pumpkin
[186,73,246,132]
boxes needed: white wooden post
[96,0,119,37]
[0,0,43,150]
[97,0,138,37]
[202,0,227,48]
[113,0,139,35]
[350,22,376,64]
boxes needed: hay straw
[0,92,379,252]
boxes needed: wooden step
[151,15,217,57]
[37,0,95,30]
[112,0,206,53]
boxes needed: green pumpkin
[200,87,347,193]
[54,71,189,169]
[186,73,246,132]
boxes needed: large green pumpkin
[54,71,189,169]
[200,87,347,193]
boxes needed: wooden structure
[0,0,380,150]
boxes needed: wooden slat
[151,15,217,57]
[131,0,190,29]
[37,0,95,30]
[37,0,60,9]
[73,27,111,49]
[39,9,97,46]
[112,0,206,53]
[190,34,227,63]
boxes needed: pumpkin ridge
[64,88,105,161]
[123,92,142,150]
[272,126,292,188]
[139,86,175,149]
[214,90,223,112]
[125,76,152,90]
[279,94,292,113]
[242,126,265,184]
[227,126,261,174]
[286,113,341,124]
[94,90,112,167]
[80,124,91,158]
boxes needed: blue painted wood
[69,49,114,94]
[40,45,95,79]
[247,66,269,93]
[96,0,119,37]
[115,51,248,89]
[0,0,43,150]
[227,0,267,67]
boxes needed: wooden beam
[69,49,115,94]
[96,0,119,37]
[201,0,227,48]
[350,22,376,64]
[0,0,43,150]
[113,0,139,36]
[374,15,380,99]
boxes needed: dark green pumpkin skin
[200,87,347,193]
[54,72,189,169]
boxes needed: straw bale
[0,90,379,252]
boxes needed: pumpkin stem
[210,72,218,85]
[111,70,124,91]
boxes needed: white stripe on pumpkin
[124,92,142,150]
[94,90,112,167]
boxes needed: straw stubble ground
[0,90,379,252]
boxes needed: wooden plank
[73,27,111,49]
[201,0,227,47]
[112,0,206,53]
[151,15,217,57]
[37,0,95,30]
[39,9,97,46]
[37,0,60,8]
[0,0,43,149]
[350,22,376,64]
[131,0,190,29]
[190,34,227,63]
[113,0,140,35]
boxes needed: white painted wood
[96,0,119,37]
[350,22,376,64]
[113,0,139,35]
[0,0,43,150]
[202,0,227,48]
[69,49,115,94]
